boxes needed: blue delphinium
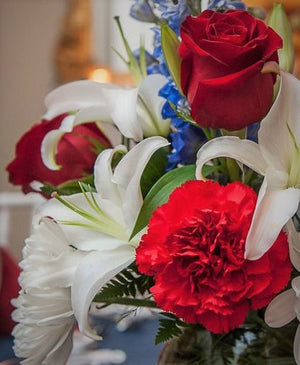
[208,0,247,11]
[145,1,207,168]
[153,0,191,34]
[130,0,158,22]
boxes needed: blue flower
[208,0,247,11]
[130,0,158,23]
[168,119,207,169]
[153,0,190,33]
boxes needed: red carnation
[136,180,291,333]
[6,114,111,194]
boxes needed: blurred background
[0,0,299,363]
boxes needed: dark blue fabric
[0,336,15,361]
[92,317,163,365]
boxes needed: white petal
[245,184,300,260]
[286,220,300,272]
[102,86,143,141]
[41,115,75,170]
[195,136,267,180]
[94,146,127,205]
[34,194,126,244]
[95,121,122,146]
[259,71,300,172]
[45,326,74,365]
[73,105,112,125]
[71,245,135,339]
[294,325,300,365]
[265,289,296,327]
[292,277,300,298]
[44,80,109,119]
[113,136,169,231]
[137,74,170,137]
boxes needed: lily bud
[268,3,295,73]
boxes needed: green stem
[93,296,158,308]
[252,315,294,351]
[122,136,131,150]
[226,158,240,182]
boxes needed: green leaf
[114,16,144,85]
[140,146,168,198]
[130,165,196,239]
[41,174,94,197]
[161,23,183,95]
[156,318,184,345]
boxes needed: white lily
[34,136,169,340]
[41,74,170,170]
[196,71,300,260]
[265,276,300,364]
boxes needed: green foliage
[161,23,183,94]
[140,146,169,198]
[156,317,185,345]
[95,263,154,301]
[41,174,95,197]
[113,16,146,84]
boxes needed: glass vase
[157,319,297,365]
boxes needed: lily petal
[113,136,169,231]
[265,289,296,327]
[41,115,75,170]
[258,71,300,172]
[94,146,127,206]
[285,220,300,272]
[137,74,170,137]
[294,325,300,365]
[35,193,127,242]
[195,136,267,179]
[44,80,109,120]
[102,86,143,141]
[245,182,300,260]
[71,245,135,339]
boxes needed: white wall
[0,0,67,191]
[92,0,153,72]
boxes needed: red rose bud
[179,10,282,131]
[6,114,111,194]
[136,180,291,334]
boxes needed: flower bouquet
[7,0,300,364]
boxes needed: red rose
[179,10,282,130]
[6,114,111,194]
[136,180,291,333]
